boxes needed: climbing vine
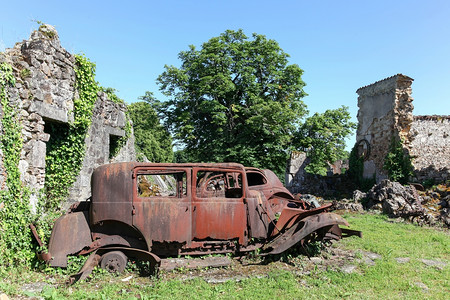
[383,138,414,184]
[1,52,132,268]
[102,87,125,104]
[0,62,34,267]
[43,54,99,211]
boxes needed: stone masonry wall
[286,74,448,192]
[285,151,310,191]
[356,74,449,184]
[0,25,135,211]
[409,115,450,183]
[355,74,414,182]
[67,92,136,205]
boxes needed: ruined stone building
[356,74,449,183]
[0,25,135,211]
[286,74,449,193]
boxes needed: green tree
[128,92,173,162]
[157,29,307,175]
[172,149,191,163]
[294,106,356,175]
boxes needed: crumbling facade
[0,25,135,210]
[286,74,449,193]
[409,115,450,182]
[356,74,449,183]
[355,74,414,181]
[285,151,310,191]
[285,152,350,196]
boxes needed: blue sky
[1,1,449,148]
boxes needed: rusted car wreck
[32,162,360,281]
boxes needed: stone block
[41,62,51,77]
[363,160,376,179]
[29,101,69,123]
[117,111,126,128]
[30,140,46,169]
[32,89,44,101]
[38,132,50,142]
[106,126,125,137]
[18,160,29,179]
[44,93,53,104]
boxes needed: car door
[192,167,247,244]
[132,167,192,246]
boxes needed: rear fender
[80,220,149,255]
[47,211,92,267]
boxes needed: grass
[0,213,448,299]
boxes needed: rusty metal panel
[48,211,92,267]
[273,204,334,236]
[192,199,247,242]
[262,212,349,255]
[133,200,192,244]
[246,190,270,239]
[246,168,294,213]
[192,167,247,244]
[91,163,136,226]
[132,167,192,246]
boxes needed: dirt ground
[154,242,375,284]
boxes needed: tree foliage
[156,29,307,175]
[293,106,356,175]
[128,92,173,162]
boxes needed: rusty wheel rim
[100,250,128,273]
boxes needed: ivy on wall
[383,138,413,184]
[1,53,132,267]
[43,54,99,211]
[0,62,34,267]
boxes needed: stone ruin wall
[285,151,350,196]
[409,115,450,183]
[0,25,135,210]
[285,73,449,193]
[356,74,414,181]
[356,74,449,183]
[285,151,310,192]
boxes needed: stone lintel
[29,101,73,124]
[106,126,125,137]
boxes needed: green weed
[0,213,448,299]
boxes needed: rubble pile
[330,198,364,212]
[418,183,450,227]
[350,180,449,227]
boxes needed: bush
[383,138,413,184]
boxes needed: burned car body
[33,162,360,280]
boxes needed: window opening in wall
[44,119,71,156]
[356,139,371,160]
[109,134,120,159]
